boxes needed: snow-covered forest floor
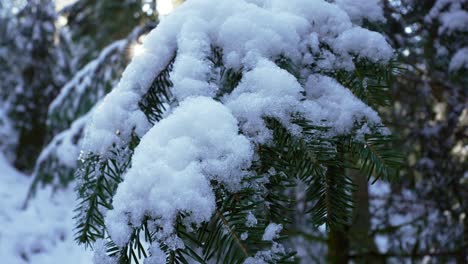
[0,153,91,263]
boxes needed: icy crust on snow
[106,97,253,247]
[449,47,468,72]
[83,0,392,154]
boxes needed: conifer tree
[62,0,154,67]
[363,0,468,262]
[1,0,71,171]
[73,0,403,263]
[24,0,159,202]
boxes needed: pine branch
[105,219,152,264]
[347,132,404,182]
[138,54,175,124]
[307,152,355,230]
[74,146,133,247]
[335,60,403,108]
[209,46,243,99]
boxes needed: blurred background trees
[0,0,466,263]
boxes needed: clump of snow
[302,74,381,135]
[333,27,393,63]
[262,223,283,241]
[246,211,258,227]
[439,10,468,34]
[0,153,92,264]
[224,59,303,143]
[244,241,286,264]
[426,0,468,35]
[335,0,385,24]
[449,47,468,72]
[82,0,392,154]
[106,96,253,246]
[241,232,249,240]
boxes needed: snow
[302,74,381,135]
[224,59,303,143]
[35,113,89,170]
[244,241,286,264]
[0,107,17,161]
[0,153,92,264]
[246,211,258,227]
[79,0,393,257]
[335,0,385,24]
[262,223,283,241]
[48,39,127,118]
[106,96,253,246]
[449,47,468,72]
[426,0,468,35]
[439,10,468,34]
[83,0,392,155]
[333,27,393,64]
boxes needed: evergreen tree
[72,0,403,263]
[1,0,71,171]
[62,0,154,67]
[362,0,468,262]
[25,24,156,204]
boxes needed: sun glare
[157,0,174,16]
[130,43,145,57]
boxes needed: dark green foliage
[139,55,175,124]
[347,132,404,182]
[336,60,403,107]
[74,144,135,246]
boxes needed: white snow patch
[449,47,468,72]
[262,223,283,241]
[335,0,385,24]
[0,153,92,264]
[106,96,253,246]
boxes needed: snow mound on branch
[262,223,283,241]
[333,27,393,63]
[335,0,385,24]
[81,0,393,255]
[83,0,392,154]
[302,74,381,135]
[449,47,468,72]
[426,0,468,35]
[439,10,468,34]
[224,59,303,143]
[106,96,253,246]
